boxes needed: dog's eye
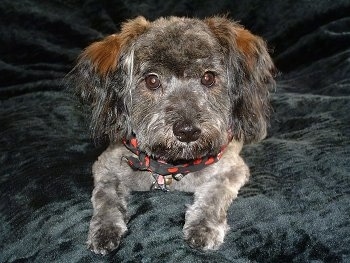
[201,72,216,87]
[145,74,161,90]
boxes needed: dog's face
[72,16,275,161]
[128,18,231,161]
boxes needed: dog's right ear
[70,16,150,142]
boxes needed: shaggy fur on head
[71,16,275,255]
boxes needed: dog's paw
[183,220,228,250]
[87,221,127,255]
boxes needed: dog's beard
[150,141,220,162]
[135,124,229,162]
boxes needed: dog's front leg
[87,149,129,255]
[183,155,249,250]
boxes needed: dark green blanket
[1,1,349,262]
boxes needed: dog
[71,16,276,255]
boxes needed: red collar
[122,137,227,177]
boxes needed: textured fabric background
[0,0,349,262]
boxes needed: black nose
[173,121,201,143]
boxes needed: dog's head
[72,16,275,161]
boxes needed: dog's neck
[122,136,228,177]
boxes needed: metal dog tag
[150,173,170,192]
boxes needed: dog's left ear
[205,17,276,144]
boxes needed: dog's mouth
[134,125,232,162]
[148,140,223,163]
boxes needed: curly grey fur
[71,16,275,255]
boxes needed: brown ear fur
[71,16,150,142]
[205,16,276,143]
[205,16,274,75]
[81,16,150,76]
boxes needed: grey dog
[71,16,276,255]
